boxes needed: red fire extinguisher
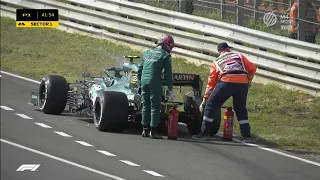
[222,106,234,141]
[167,104,179,140]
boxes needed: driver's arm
[164,54,173,91]
[138,55,144,82]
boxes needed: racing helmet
[156,34,175,53]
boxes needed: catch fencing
[131,0,320,43]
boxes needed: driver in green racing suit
[138,34,175,139]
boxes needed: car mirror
[82,73,91,78]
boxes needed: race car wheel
[183,95,202,135]
[185,103,202,135]
[93,91,128,132]
[39,75,68,115]
[209,109,222,136]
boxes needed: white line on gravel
[0,105,14,111]
[34,122,52,128]
[97,150,117,157]
[75,141,94,147]
[1,139,127,180]
[119,160,140,167]
[16,113,33,119]
[143,170,165,177]
[54,131,72,137]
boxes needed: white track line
[15,113,33,119]
[97,150,117,157]
[0,139,127,180]
[75,141,94,147]
[34,122,52,128]
[179,122,320,167]
[54,131,72,137]
[217,132,320,167]
[1,105,14,111]
[143,170,165,177]
[258,147,320,167]
[0,71,40,84]
[3,70,320,167]
[119,160,140,167]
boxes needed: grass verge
[1,17,320,153]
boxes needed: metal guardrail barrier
[0,0,319,96]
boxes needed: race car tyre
[186,107,202,135]
[209,110,222,136]
[184,96,202,135]
[158,120,168,135]
[39,75,68,115]
[93,91,128,132]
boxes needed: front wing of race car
[30,91,39,106]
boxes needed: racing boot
[149,127,163,139]
[142,126,150,138]
[192,121,211,141]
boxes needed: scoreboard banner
[16,9,59,28]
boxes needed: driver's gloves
[168,89,175,102]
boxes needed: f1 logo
[16,164,40,171]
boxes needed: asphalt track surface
[1,72,320,180]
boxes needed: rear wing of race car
[161,73,203,97]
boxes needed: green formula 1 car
[29,56,221,135]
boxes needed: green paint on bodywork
[88,60,142,109]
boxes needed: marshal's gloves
[199,98,206,112]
